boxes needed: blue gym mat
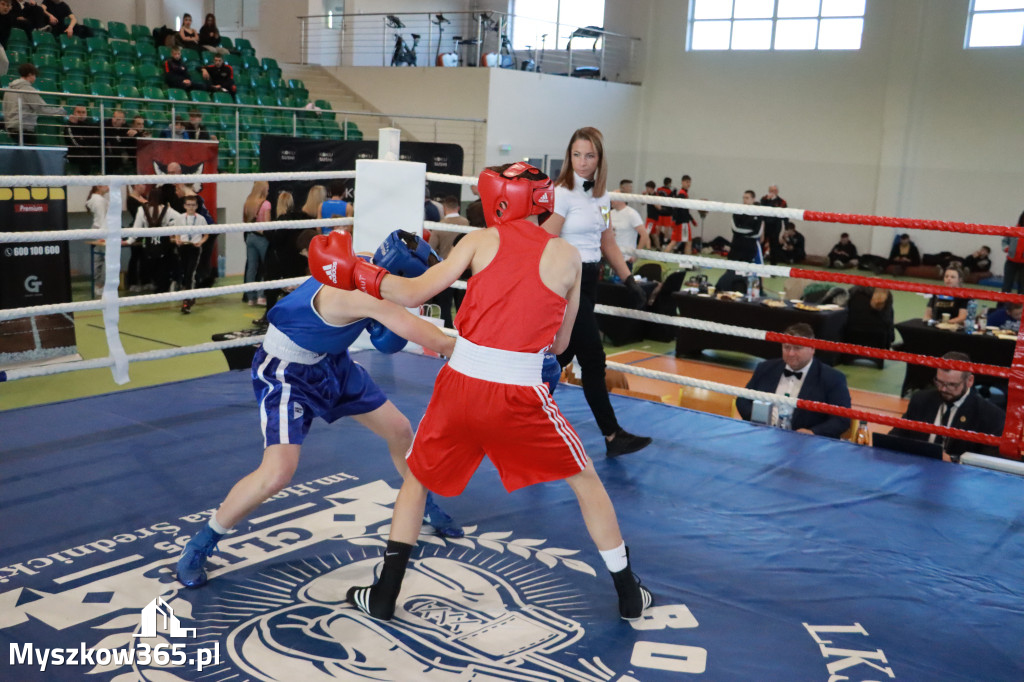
[1,351,1022,681]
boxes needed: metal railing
[298,10,643,85]
[0,88,486,174]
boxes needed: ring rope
[0,170,356,187]
[0,217,355,244]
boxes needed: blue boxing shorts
[251,347,387,448]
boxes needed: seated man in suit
[888,351,1005,461]
[737,322,852,438]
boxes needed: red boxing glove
[309,231,387,299]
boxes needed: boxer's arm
[551,254,581,356]
[378,229,484,307]
[319,288,454,357]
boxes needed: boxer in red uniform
[309,162,653,622]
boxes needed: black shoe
[181,302,191,314]
[606,429,651,458]
[610,548,654,620]
[252,315,268,327]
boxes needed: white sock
[209,516,230,536]
[599,542,628,573]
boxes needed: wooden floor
[602,350,907,437]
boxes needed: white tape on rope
[102,186,129,384]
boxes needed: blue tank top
[266,278,369,354]
[320,199,348,234]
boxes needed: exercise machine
[433,14,458,67]
[387,15,419,67]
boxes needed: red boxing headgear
[477,162,554,225]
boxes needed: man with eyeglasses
[736,322,852,438]
[888,351,1005,461]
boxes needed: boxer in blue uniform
[177,231,462,589]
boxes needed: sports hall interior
[3,0,1022,427]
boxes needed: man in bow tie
[888,351,1005,461]
[736,323,852,438]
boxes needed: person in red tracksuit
[654,177,675,249]
[667,174,695,255]
[308,162,654,623]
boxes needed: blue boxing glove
[373,229,441,277]
[368,320,408,354]
[542,353,561,395]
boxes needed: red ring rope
[802,210,1022,238]
[998,330,1024,457]
[798,401,1003,448]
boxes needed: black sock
[347,540,413,620]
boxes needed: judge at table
[923,264,969,326]
[737,323,852,438]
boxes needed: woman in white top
[85,185,109,297]
[542,127,652,458]
[132,184,182,294]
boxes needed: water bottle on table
[776,394,793,430]
[965,299,977,335]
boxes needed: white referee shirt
[553,173,610,263]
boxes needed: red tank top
[455,221,567,353]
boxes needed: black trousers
[1003,261,1024,294]
[557,262,619,437]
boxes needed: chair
[110,41,136,63]
[234,37,255,55]
[135,42,158,63]
[59,34,86,57]
[107,21,131,42]
[6,28,28,50]
[35,115,64,147]
[32,31,59,52]
[82,17,106,37]
[634,262,663,282]
[114,61,138,80]
[211,91,235,106]
[85,36,111,57]
[610,387,663,403]
[645,268,689,341]
[141,85,168,102]
[166,88,190,104]
[31,52,59,70]
[117,84,142,100]
[841,286,894,369]
[131,24,152,42]
[240,53,260,71]
[236,92,257,107]
[90,82,115,99]
[219,36,234,52]
[157,45,174,63]
[88,58,114,84]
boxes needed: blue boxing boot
[423,493,464,538]
[176,525,223,588]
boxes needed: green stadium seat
[135,42,157,62]
[6,28,28,49]
[32,31,58,51]
[91,82,115,99]
[59,34,86,57]
[35,115,64,146]
[117,84,142,100]
[157,46,174,63]
[34,76,60,94]
[31,52,59,70]
[141,85,167,101]
[218,36,234,51]
[107,21,131,42]
[234,38,255,55]
[239,53,260,72]
[211,91,235,106]
[166,88,189,102]
[344,121,362,140]
[110,41,135,62]
[85,37,111,56]
[254,91,281,108]
[82,18,106,37]
[131,24,151,42]
[62,77,90,95]
[0,129,15,145]
[236,93,257,107]
[314,100,336,121]
[61,57,88,79]
[6,48,29,68]
[261,57,279,72]
[113,61,138,79]
[138,63,163,84]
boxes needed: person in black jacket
[729,189,762,264]
[828,233,859,269]
[759,184,787,264]
[164,46,206,91]
[776,221,805,264]
[201,53,235,95]
[889,351,1005,460]
[888,233,921,274]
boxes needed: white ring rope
[0,170,356,187]
[0,217,355,244]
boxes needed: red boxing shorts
[645,217,658,234]
[407,341,588,496]
[656,215,674,230]
[671,220,695,243]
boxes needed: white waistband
[447,337,544,386]
[262,324,326,365]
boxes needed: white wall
[638,0,1024,269]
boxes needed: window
[689,0,865,51]
[513,0,606,51]
[966,0,1024,48]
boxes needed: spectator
[464,182,485,227]
[132,184,181,294]
[255,191,308,325]
[197,13,229,55]
[776,221,806,264]
[1002,211,1024,294]
[986,301,1022,332]
[186,108,216,141]
[963,245,992,274]
[172,194,208,314]
[201,53,235,95]
[318,181,352,225]
[2,62,63,145]
[85,185,109,297]
[654,176,674,249]
[888,351,1005,460]
[428,194,469,329]
[736,322,852,438]
[176,12,199,51]
[609,192,649,267]
[16,0,51,34]
[242,181,270,307]
[302,184,327,223]
[888,233,921,274]
[41,0,88,37]
[63,103,98,171]
[759,184,787,265]
[923,263,969,326]
[103,108,133,172]
[0,0,28,52]
[730,189,762,264]
[618,178,642,217]
[160,115,190,139]
[828,232,859,269]
[642,180,660,249]
[127,114,150,142]
[424,186,441,222]
[125,184,150,292]
[164,46,205,92]
[665,174,694,255]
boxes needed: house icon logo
[134,597,196,638]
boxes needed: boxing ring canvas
[1,351,1022,681]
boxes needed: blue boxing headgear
[373,229,440,277]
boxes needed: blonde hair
[554,126,608,198]
[303,184,327,218]
[242,181,268,222]
[276,191,294,216]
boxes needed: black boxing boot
[606,429,652,458]
[610,547,654,620]
[347,540,413,621]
